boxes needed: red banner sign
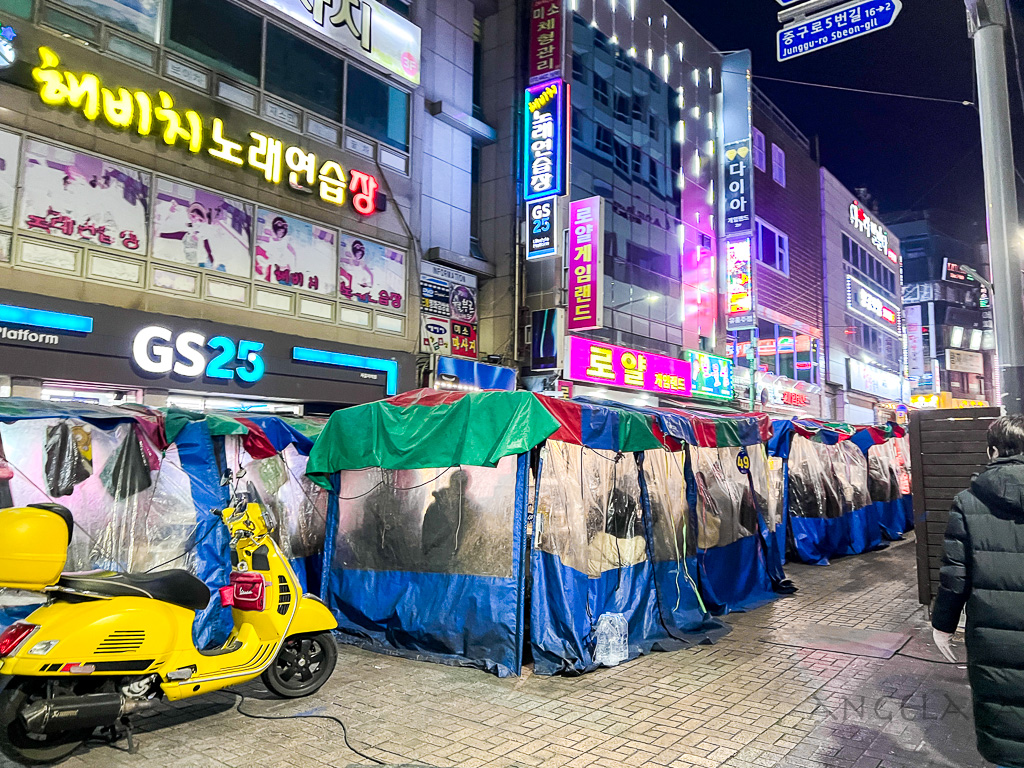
[529,0,562,84]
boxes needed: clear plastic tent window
[333,458,517,578]
[535,443,646,578]
[786,435,871,520]
[228,438,327,561]
[0,419,197,574]
[690,444,775,549]
[868,439,905,503]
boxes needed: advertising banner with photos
[256,209,336,295]
[339,234,406,313]
[420,262,478,360]
[725,239,756,331]
[18,139,149,254]
[0,127,18,228]
[152,180,252,277]
[62,0,163,41]
[253,0,422,85]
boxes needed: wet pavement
[4,535,991,768]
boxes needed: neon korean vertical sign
[567,196,604,331]
[523,79,567,202]
[725,239,756,331]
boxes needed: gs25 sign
[131,326,266,383]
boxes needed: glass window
[631,148,642,176]
[572,52,585,82]
[594,31,610,53]
[167,0,262,84]
[265,25,345,122]
[346,66,410,151]
[614,140,629,173]
[771,143,786,187]
[595,125,613,155]
[756,220,789,275]
[753,128,766,171]
[571,108,584,141]
[649,115,659,141]
[632,93,645,121]
[594,75,610,107]
[614,92,631,122]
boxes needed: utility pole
[966,0,1024,414]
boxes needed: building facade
[821,169,907,424]
[0,0,506,410]
[889,209,994,409]
[729,88,825,419]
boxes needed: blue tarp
[321,455,530,677]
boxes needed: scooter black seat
[58,569,211,611]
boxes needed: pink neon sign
[565,336,692,397]
[566,196,604,331]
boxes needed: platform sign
[777,0,902,62]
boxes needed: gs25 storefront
[0,290,413,412]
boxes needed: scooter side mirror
[219,470,233,487]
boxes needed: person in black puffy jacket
[932,415,1024,768]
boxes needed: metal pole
[966,0,1024,414]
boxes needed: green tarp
[306,391,562,486]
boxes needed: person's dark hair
[987,415,1024,458]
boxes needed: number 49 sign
[736,448,751,475]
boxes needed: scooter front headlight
[28,640,59,656]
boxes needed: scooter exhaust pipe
[19,693,156,734]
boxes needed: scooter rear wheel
[261,632,337,699]
[0,678,93,765]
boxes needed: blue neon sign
[522,79,567,202]
[292,347,398,396]
[0,303,93,333]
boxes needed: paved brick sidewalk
[4,535,991,768]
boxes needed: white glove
[932,628,958,663]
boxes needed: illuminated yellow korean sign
[31,47,380,216]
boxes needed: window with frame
[614,92,631,122]
[632,93,645,121]
[345,66,410,151]
[615,52,632,72]
[595,125,613,155]
[594,75,610,107]
[771,143,786,187]
[593,32,611,53]
[614,140,630,173]
[265,25,345,122]
[648,115,659,141]
[753,128,766,171]
[571,108,584,141]
[167,0,262,84]
[572,52,585,82]
[756,220,789,275]
[631,148,642,177]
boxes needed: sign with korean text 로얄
[420,262,478,360]
[32,47,382,218]
[527,197,557,258]
[724,140,753,235]
[725,239,756,331]
[528,0,562,84]
[523,79,567,202]
[253,0,421,85]
[566,196,604,331]
[686,350,734,401]
[565,336,692,397]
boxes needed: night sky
[673,0,1024,226]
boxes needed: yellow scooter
[0,481,338,764]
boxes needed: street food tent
[853,424,914,540]
[768,419,911,566]
[306,390,787,677]
[0,401,327,646]
[578,400,786,616]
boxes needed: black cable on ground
[231,692,387,765]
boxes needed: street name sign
[777,0,902,62]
